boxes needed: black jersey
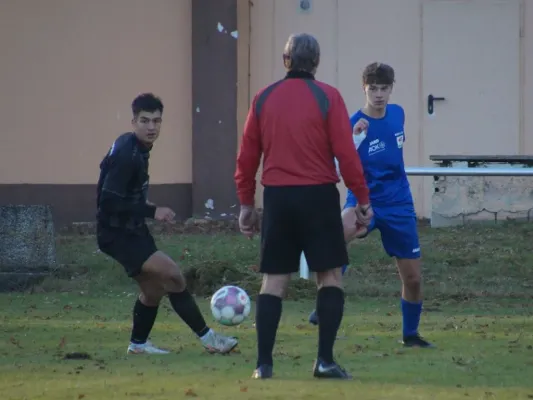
[96,133,156,231]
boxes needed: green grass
[1,222,533,399]
[46,221,533,300]
[1,295,532,399]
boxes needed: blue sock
[401,298,422,337]
[341,265,348,275]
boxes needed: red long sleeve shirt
[235,71,369,206]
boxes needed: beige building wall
[0,0,192,185]
[248,0,530,218]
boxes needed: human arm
[327,90,370,206]
[334,116,369,178]
[234,97,262,207]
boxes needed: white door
[422,0,521,156]
[420,0,521,216]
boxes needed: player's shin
[168,290,210,337]
[401,298,422,337]
[397,258,423,336]
[316,286,344,364]
[255,293,282,367]
[130,298,159,344]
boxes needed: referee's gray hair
[283,33,320,73]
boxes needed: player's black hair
[131,93,164,117]
[362,62,395,86]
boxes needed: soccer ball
[210,285,251,326]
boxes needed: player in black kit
[96,93,238,355]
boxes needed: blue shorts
[345,191,420,259]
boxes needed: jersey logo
[395,131,404,149]
[368,138,386,155]
[396,135,404,148]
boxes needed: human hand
[154,207,176,224]
[342,207,368,242]
[354,203,373,226]
[353,118,369,134]
[239,206,259,238]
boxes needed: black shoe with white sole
[402,334,435,348]
[313,358,352,380]
[252,364,273,379]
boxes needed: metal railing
[405,167,533,177]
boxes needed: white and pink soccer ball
[210,285,251,326]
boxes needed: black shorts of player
[260,183,349,274]
[97,224,158,278]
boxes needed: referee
[235,33,373,380]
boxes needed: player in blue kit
[308,62,433,348]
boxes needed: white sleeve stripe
[334,158,341,177]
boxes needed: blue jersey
[349,104,413,209]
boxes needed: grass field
[1,222,533,399]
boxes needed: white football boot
[127,340,170,355]
[200,329,238,354]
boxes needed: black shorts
[260,183,348,274]
[97,225,158,278]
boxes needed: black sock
[316,286,345,364]
[130,299,159,344]
[168,290,210,337]
[255,294,282,368]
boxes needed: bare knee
[135,276,166,306]
[161,266,186,293]
[404,273,421,291]
[342,207,358,242]
[142,251,187,293]
[139,287,165,306]
[316,267,343,290]
[260,274,291,298]
[398,259,421,291]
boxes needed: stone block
[0,205,56,291]
[431,162,533,227]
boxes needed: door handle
[427,94,445,114]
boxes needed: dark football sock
[401,298,422,337]
[316,286,345,364]
[168,290,210,337]
[130,298,159,344]
[255,294,282,367]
